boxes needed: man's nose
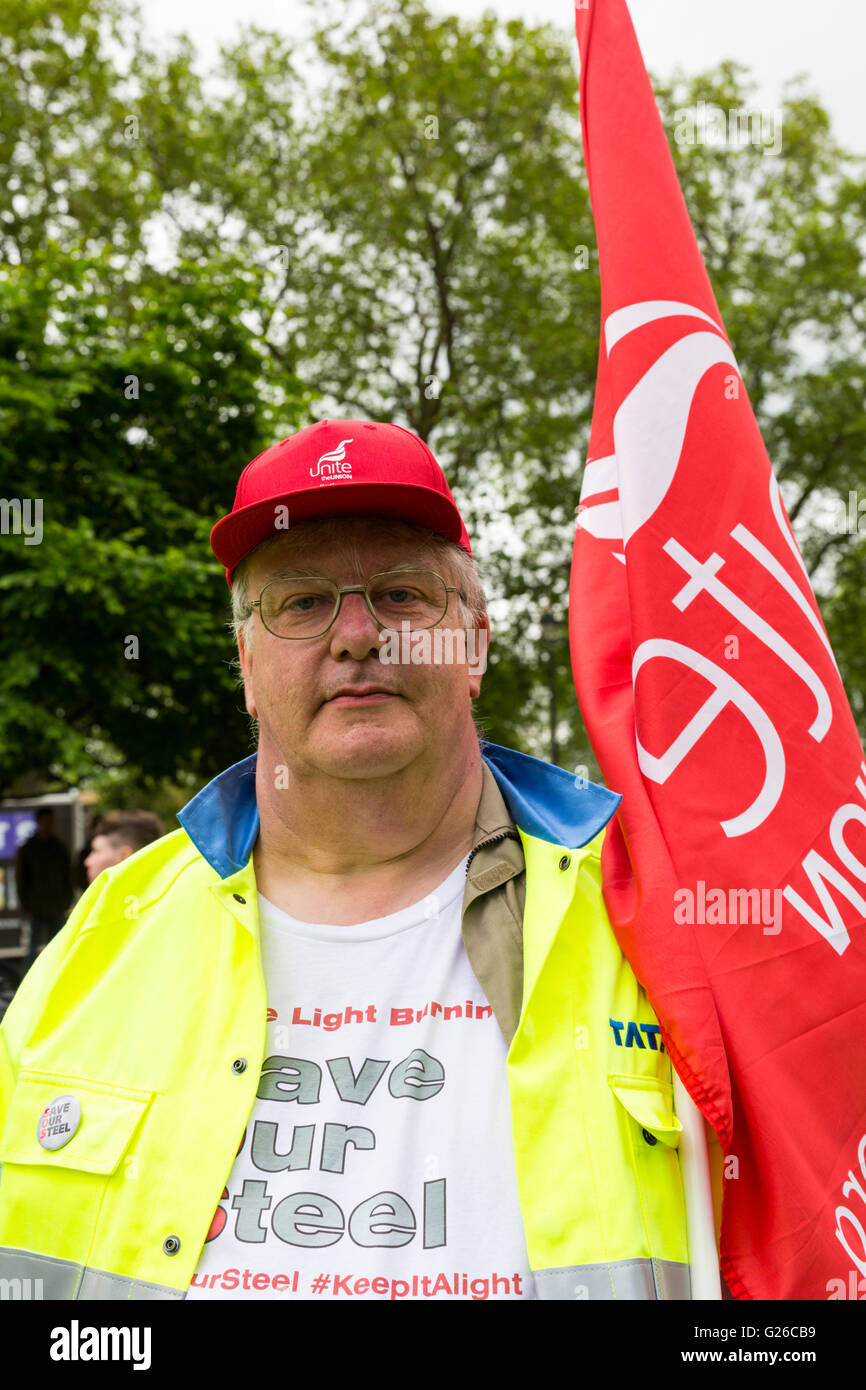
[327,591,385,660]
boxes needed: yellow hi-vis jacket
[0,742,691,1300]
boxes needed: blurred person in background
[84,810,165,883]
[14,809,72,971]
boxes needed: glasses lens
[259,577,338,638]
[368,570,448,630]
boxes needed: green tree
[0,0,311,802]
[147,0,601,765]
[654,62,866,733]
[165,0,866,763]
[0,243,310,799]
[2,0,865,804]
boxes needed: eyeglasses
[250,568,459,640]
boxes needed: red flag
[569,0,866,1300]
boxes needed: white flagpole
[673,1069,723,1299]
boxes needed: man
[14,808,72,972]
[84,810,165,883]
[0,419,713,1301]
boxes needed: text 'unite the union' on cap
[209,419,472,588]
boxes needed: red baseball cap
[210,418,471,588]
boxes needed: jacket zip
[465,828,521,875]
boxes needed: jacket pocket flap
[0,1073,154,1175]
[608,1074,682,1149]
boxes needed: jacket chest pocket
[1,1072,154,1172]
[0,1072,155,1280]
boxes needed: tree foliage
[1,0,864,803]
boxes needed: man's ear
[237,631,258,719]
[468,612,491,699]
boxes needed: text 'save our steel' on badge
[37,1095,82,1150]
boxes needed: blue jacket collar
[176,741,621,880]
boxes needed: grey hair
[228,516,488,653]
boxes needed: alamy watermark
[50,1321,151,1370]
[673,100,783,156]
[674,880,783,934]
[378,621,488,676]
[0,1276,43,1299]
[0,497,42,545]
[827,491,866,535]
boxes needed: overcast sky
[139,0,866,154]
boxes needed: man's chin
[313,724,421,779]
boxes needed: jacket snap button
[233,893,246,904]
[642,1128,658,1146]
[163,1235,181,1255]
[232,1057,248,1074]
[558,855,571,871]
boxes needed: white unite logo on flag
[577,299,739,554]
[575,300,863,956]
[577,299,835,838]
[309,438,354,480]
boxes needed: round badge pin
[37,1094,82,1151]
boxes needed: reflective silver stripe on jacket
[0,1246,185,1300]
[534,1258,691,1300]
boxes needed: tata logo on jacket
[609,1018,666,1051]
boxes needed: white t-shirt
[188,854,535,1301]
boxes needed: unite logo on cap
[309,437,354,483]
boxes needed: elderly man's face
[237,520,487,780]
